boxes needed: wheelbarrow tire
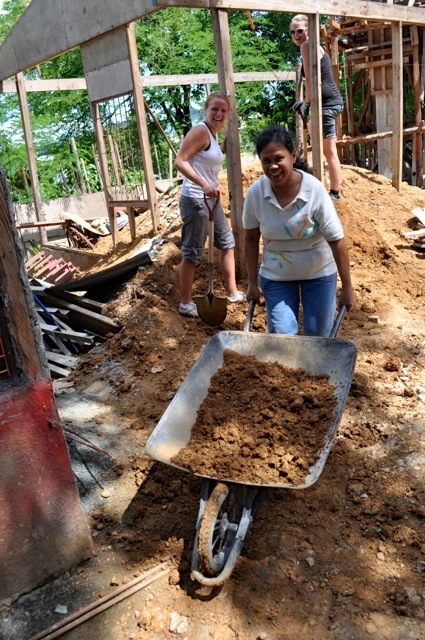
[198,482,241,577]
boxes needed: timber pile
[28,235,159,377]
[31,279,121,378]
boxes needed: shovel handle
[203,194,220,221]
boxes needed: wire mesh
[98,94,145,201]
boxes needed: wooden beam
[156,1,425,25]
[354,57,408,70]
[15,73,47,245]
[90,101,117,244]
[392,21,403,191]
[0,166,46,378]
[309,14,324,184]
[1,72,296,94]
[211,9,245,273]
[126,23,158,233]
[411,25,423,187]
[336,123,425,146]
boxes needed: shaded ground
[2,163,425,640]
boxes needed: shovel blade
[194,293,227,327]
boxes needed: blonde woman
[174,92,244,317]
[290,14,344,200]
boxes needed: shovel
[194,194,228,327]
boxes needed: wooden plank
[38,321,59,332]
[47,362,72,378]
[400,229,425,239]
[39,292,120,336]
[42,289,106,314]
[15,73,47,245]
[126,23,158,234]
[45,351,79,367]
[392,22,403,191]
[1,71,296,94]
[46,350,78,367]
[1,0,425,89]
[47,329,93,345]
[354,57,408,71]
[211,8,244,273]
[309,14,324,184]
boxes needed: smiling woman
[174,92,244,318]
[243,124,356,336]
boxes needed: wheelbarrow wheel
[197,482,241,577]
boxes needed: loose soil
[2,162,425,640]
[172,349,338,485]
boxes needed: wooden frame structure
[1,0,425,246]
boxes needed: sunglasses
[290,28,305,35]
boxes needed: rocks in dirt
[169,611,188,634]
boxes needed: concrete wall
[14,191,108,226]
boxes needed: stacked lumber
[31,279,121,378]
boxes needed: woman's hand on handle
[337,285,356,311]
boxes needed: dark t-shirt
[302,49,343,109]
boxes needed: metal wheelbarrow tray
[146,330,357,490]
[146,323,357,585]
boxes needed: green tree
[0,3,301,201]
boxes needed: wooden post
[91,102,117,245]
[309,14,324,184]
[411,25,423,187]
[15,73,47,245]
[126,23,158,233]
[392,22,403,191]
[211,8,244,274]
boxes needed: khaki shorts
[179,195,235,265]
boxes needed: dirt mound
[3,163,425,640]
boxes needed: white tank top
[181,123,224,198]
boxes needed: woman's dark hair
[255,125,310,172]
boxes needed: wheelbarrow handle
[329,305,347,339]
[243,299,256,333]
[244,301,346,337]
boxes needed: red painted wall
[0,377,92,601]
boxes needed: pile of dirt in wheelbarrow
[172,349,338,485]
[3,161,425,640]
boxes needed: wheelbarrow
[146,302,357,586]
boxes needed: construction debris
[26,250,80,284]
[31,280,121,378]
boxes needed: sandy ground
[2,162,425,640]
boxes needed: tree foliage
[0,3,301,202]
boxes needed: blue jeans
[259,273,337,336]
